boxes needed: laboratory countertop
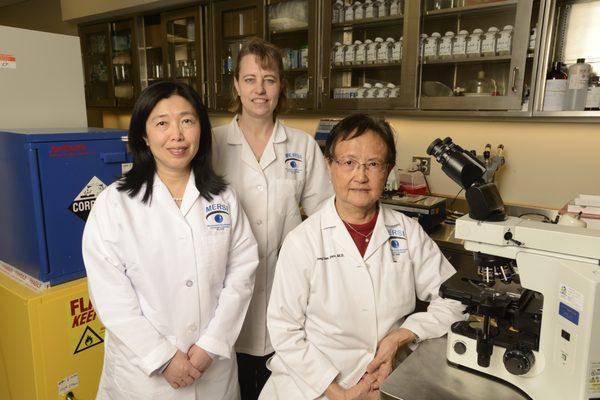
[380,337,529,400]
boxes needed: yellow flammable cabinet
[0,272,104,400]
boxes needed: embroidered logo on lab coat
[205,203,231,230]
[387,227,407,261]
[285,152,304,174]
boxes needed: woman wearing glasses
[260,114,466,400]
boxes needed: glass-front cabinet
[80,20,139,107]
[419,0,542,111]
[210,0,264,111]
[137,7,207,104]
[267,0,317,111]
[320,0,421,110]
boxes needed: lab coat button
[189,324,197,332]
[257,219,263,226]
[185,280,194,287]
[257,185,264,191]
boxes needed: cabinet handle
[214,81,219,96]
[321,77,327,96]
[511,67,519,93]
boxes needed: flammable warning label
[68,295,105,355]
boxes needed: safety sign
[69,176,107,221]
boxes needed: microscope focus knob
[503,349,535,375]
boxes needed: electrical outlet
[412,156,431,175]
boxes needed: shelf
[424,0,517,17]
[331,62,402,71]
[167,34,195,44]
[422,55,511,64]
[270,26,308,35]
[284,67,308,73]
[332,14,404,31]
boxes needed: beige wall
[0,0,77,35]
[102,111,600,210]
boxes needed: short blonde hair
[228,37,288,120]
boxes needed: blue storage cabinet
[0,129,130,285]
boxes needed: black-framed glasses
[331,156,388,174]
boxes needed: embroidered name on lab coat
[205,203,231,230]
[316,253,344,261]
[285,152,304,174]
[387,227,407,261]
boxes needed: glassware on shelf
[424,32,441,61]
[430,0,451,11]
[453,30,469,58]
[377,38,395,63]
[438,31,454,59]
[363,0,374,18]
[333,42,345,65]
[300,45,308,68]
[564,58,592,111]
[464,70,498,96]
[528,27,537,55]
[372,0,383,18]
[343,42,355,65]
[497,25,513,56]
[353,1,364,20]
[543,61,568,111]
[481,27,499,57]
[585,75,600,111]
[367,38,382,64]
[392,37,402,63]
[388,82,399,97]
[390,0,402,16]
[344,2,355,22]
[269,0,308,30]
[333,0,345,23]
[354,40,367,64]
[357,83,372,98]
[466,29,484,58]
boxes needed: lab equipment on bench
[381,194,447,232]
[428,137,600,400]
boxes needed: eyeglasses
[331,156,388,174]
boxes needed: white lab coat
[260,197,466,400]
[82,173,259,400]
[213,117,333,356]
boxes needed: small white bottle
[354,40,366,64]
[372,0,383,18]
[377,37,395,63]
[438,31,454,59]
[344,2,354,22]
[564,58,592,111]
[453,29,469,58]
[368,37,384,63]
[388,83,399,97]
[353,1,364,20]
[333,0,345,23]
[333,42,345,65]
[390,0,401,15]
[364,0,374,18]
[358,82,372,98]
[466,28,484,58]
[371,82,384,97]
[482,27,499,57]
[391,36,403,63]
[343,42,355,65]
[496,25,513,56]
[424,32,441,60]
[528,27,537,54]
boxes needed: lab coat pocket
[384,258,416,316]
[274,178,301,216]
[202,233,229,286]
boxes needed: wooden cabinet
[80,20,140,107]
[209,0,265,111]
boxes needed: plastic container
[564,58,592,111]
[372,0,383,18]
[392,36,403,62]
[353,1,364,20]
[357,82,372,98]
[364,0,374,18]
[377,37,395,63]
[453,30,469,58]
[333,42,344,65]
[368,37,383,64]
[380,0,391,17]
[481,27,499,57]
[496,25,513,56]
[354,40,367,64]
[389,83,399,97]
[344,3,354,21]
[390,0,402,16]
[333,0,345,23]
[438,31,454,59]
[466,29,484,58]
[373,82,385,97]
[424,32,441,60]
[398,170,428,195]
[343,42,355,65]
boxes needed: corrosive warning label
[74,326,103,354]
[68,295,105,355]
[69,176,106,221]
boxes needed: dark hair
[228,37,288,120]
[118,81,226,203]
[324,113,396,165]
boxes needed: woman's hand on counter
[366,328,417,389]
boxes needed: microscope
[427,138,600,400]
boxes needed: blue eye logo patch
[285,152,304,174]
[205,203,231,230]
[387,227,407,261]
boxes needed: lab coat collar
[225,116,287,145]
[152,171,199,217]
[227,116,286,171]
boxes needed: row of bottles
[421,26,513,61]
[332,0,403,23]
[333,81,399,98]
[543,59,600,111]
[332,37,402,65]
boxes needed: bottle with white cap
[368,38,384,64]
[344,2,354,21]
[424,32,441,60]
[378,38,395,63]
[392,36,403,63]
[343,42,355,65]
[438,31,454,59]
[358,82,372,98]
[333,42,344,65]
[353,1,364,20]
[564,58,592,111]
[363,0,374,18]
[466,29,484,58]
[482,27,499,57]
[354,40,367,64]
[496,25,513,56]
[453,30,469,58]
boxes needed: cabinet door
[210,0,265,111]
[138,13,166,89]
[111,20,140,107]
[163,7,208,103]
[419,0,537,111]
[80,23,116,107]
[267,0,317,111]
[320,0,419,110]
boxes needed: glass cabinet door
[111,20,139,107]
[211,0,264,111]
[419,0,540,111]
[80,24,115,107]
[320,0,419,110]
[138,14,165,88]
[267,0,317,111]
